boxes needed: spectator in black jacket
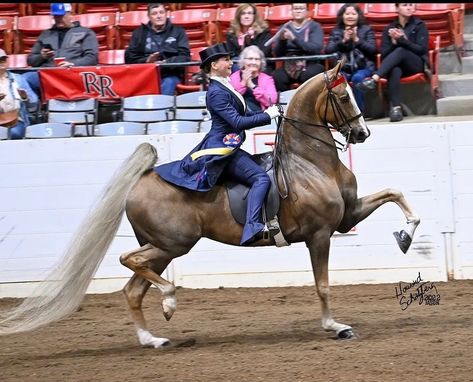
[325,3,376,112]
[125,3,190,96]
[226,3,273,73]
[359,3,429,122]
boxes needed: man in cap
[23,3,99,96]
[0,49,38,139]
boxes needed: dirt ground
[0,279,472,382]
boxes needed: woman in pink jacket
[230,45,278,112]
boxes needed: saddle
[225,151,287,246]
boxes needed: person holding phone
[0,49,38,139]
[23,3,98,96]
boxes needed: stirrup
[262,223,279,240]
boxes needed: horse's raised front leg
[338,188,421,253]
[120,244,176,348]
[306,232,355,340]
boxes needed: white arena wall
[0,120,472,297]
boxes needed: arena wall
[0,120,472,297]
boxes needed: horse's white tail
[0,143,158,335]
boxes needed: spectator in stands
[226,3,273,73]
[324,3,377,113]
[272,3,325,92]
[0,49,38,139]
[358,3,429,122]
[23,3,99,96]
[125,3,191,96]
[156,43,282,246]
[229,46,277,112]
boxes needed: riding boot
[240,180,279,245]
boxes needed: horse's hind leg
[307,232,355,340]
[339,188,421,253]
[120,244,177,347]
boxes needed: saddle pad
[226,151,280,226]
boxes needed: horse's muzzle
[353,127,371,143]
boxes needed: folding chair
[94,121,146,136]
[147,120,199,135]
[24,122,73,139]
[122,94,175,125]
[15,15,54,54]
[174,91,209,122]
[47,98,98,137]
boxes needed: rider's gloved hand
[264,104,282,119]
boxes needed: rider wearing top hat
[156,42,282,246]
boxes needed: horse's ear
[329,57,345,81]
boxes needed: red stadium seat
[15,15,55,54]
[115,11,149,49]
[216,6,267,43]
[72,12,117,50]
[0,3,26,17]
[175,47,205,95]
[77,3,127,14]
[27,3,78,16]
[377,35,441,98]
[265,4,293,35]
[7,53,29,68]
[169,8,219,49]
[98,49,125,65]
[0,16,15,54]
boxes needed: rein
[272,72,362,199]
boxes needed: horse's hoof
[337,328,356,340]
[162,297,176,321]
[393,230,412,254]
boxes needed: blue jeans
[160,75,181,96]
[22,71,41,97]
[9,120,26,139]
[344,68,372,112]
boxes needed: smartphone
[42,43,53,50]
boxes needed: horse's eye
[340,94,350,104]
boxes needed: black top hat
[199,43,230,69]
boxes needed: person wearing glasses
[230,45,277,112]
[272,3,325,91]
[226,3,273,73]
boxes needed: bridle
[272,72,363,199]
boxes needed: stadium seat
[147,120,199,135]
[115,11,149,49]
[0,126,9,140]
[169,8,219,49]
[376,35,441,98]
[216,6,267,43]
[175,47,204,95]
[72,12,117,50]
[98,49,125,65]
[0,16,15,54]
[0,3,26,17]
[94,121,146,136]
[265,4,293,35]
[198,119,212,133]
[174,91,209,122]
[278,89,297,113]
[77,3,127,14]
[7,54,29,68]
[364,3,398,41]
[15,15,55,54]
[47,98,98,137]
[24,122,73,139]
[27,3,78,15]
[122,94,175,124]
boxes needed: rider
[156,42,282,246]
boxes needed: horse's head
[317,58,371,144]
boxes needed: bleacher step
[464,12,473,34]
[438,73,473,97]
[463,33,473,56]
[462,56,473,74]
[436,95,473,116]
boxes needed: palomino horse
[0,60,420,347]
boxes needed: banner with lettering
[39,64,160,101]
